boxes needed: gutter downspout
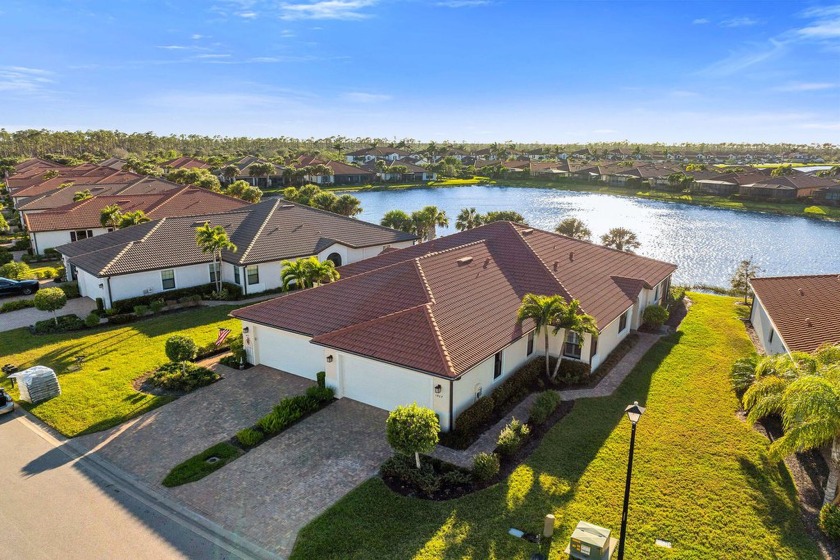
[448,380,454,433]
[106,277,113,309]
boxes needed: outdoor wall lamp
[326,355,334,363]
[98,283,104,289]
[242,326,249,334]
[434,384,442,394]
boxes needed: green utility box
[563,521,617,560]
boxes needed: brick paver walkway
[431,331,662,468]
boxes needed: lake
[344,185,840,288]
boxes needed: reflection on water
[346,186,840,287]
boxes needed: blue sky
[1,0,838,143]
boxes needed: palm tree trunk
[544,330,551,378]
[826,436,840,506]
[551,329,566,380]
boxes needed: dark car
[0,277,40,297]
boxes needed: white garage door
[255,326,322,380]
[340,354,432,412]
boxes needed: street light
[617,401,645,560]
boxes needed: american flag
[215,328,232,347]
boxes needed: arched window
[326,252,342,267]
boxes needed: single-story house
[25,186,248,253]
[231,221,676,431]
[750,274,840,355]
[815,186,840,206]
[739,175,836,200]
[220,156,285,188]
[162,156,210,170]
[56,199,417,309]
[345,147,412,163]
[8,164,141,209]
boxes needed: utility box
[563,521,617,560]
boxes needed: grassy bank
[291,293,819,560]
[0,305,239,437]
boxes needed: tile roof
[751,274,840,353]
[17,177,185,211]
[24,187,248,232]
[58,199,416,276]
[163,156,209,169]
[233,222,675,378]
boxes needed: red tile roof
[751,274,840,353]
[233,222,676,378]
[163,156,209,169]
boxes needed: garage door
[340,354,432,412]
[255,326,322,380]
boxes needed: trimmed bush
[111,282,242,313]
[316,370,326,389]
[84,312,101,328]
[492,358,542,409]
[149,299,166,314]
[236,427,265,448]
[162,442,242,487]
[0,299,35,313]
[380,454,441,495]
[306,385,335,402]
[386,404,440,468]
[472,452,500,481]
[33,314,85,334]
[0,261,34,279]
[257,394,324,436]
[34,287,67,323]
[133,304,150,316]
[165,335,197,363]
[529,391,561,425]
[57,281,80,299]
[149,362,219,392]
[643,304,670,328]
[820,503,840,540]
[496,417,530,456]
[554,359,591,384]
[107,313,138,325]
[454,396,495,437]
[11,238,30,251]
[95,297,105,313]
[0,247,11,265]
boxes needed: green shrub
[44,248,60,258]
[820,503,840,540]
[84,312,101,328]
[472,452,500,481]
[257,394,323,435]
[386,404,440,467]
[162,442,242,487]
[441,469,473,486]
[379,454,441,494]
[95,297,105,313]
[228,334,246,362]
[306,385,335,402]
[0,247,12,265]
[133,304,150,316]
[316,370,326,389]
[0,261,34,279]
[149,299,166,314]
[554,359,591,384]
[454,396,495,437]
[111,282,242,313]
[492,357,541,409]
[642,304,669,328]
[730,354,759,396]
[496,417,530,456]
[33,314,85,334]
[11,238,30,251]
[58,281,80,299]
[0,299,35,313]
[165,335,197,363]
[107,313,138,325]
[236,427,265,448]
[149,362,219,392]
[529,391,561,425]
[805,205,827,215]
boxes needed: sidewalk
[430,331,662,468]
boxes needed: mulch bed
[752,415,839,559]
[132,368,225,398]
[382,400,575,501]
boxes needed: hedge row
[111,282,242,313]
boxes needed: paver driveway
[76,363,392,558]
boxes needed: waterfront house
[231,222,675,431]
[750,274,840,355]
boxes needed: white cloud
[773,82,836,92]
[720,17,760,28]
[343,91,391,103]
[692,18,709,24]
[0,66,54,92]
[238,11,258,18]
[195,54,232,59]
[279,0,377,21]
[436,0,490,7]
[157,45,191,50]
[191,34,206,40]
[698,39,787,76]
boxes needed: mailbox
[564,521,617,560]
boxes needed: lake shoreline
[326,177,839,222]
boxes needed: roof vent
[280,204,294,209]
[806,318,813,327]
[553,261,559,271]
[457,256,473,266]
[569,251,574,262]
[521,228,534,235]
[798,288,804,296]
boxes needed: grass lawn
[290,293,819,560]
[162,442,243,487]
[0,305,239,437]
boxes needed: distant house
[162,156,210,170]
[361,159,436,182]
[8,164,143,209]
[98,157,127,171]
[345,147,412,164]
[530,161,570,177]
[296,157,375,186]
[25,186,248,253]
[815,186,840,206]
[750,274,840,355]
[222,156,285,188]
[231,222,675,431]
[17,177,184,215]
[739,175,836,200]
[56,199,416,309]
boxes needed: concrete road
[0,412,240,560]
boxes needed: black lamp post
[617,401,645,560]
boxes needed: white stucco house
[750,274,840,355]
[232,221,676,431]
[55,199,417,309]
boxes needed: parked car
[0,277,40,297]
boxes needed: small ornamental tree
[731,258,762,304]
[34,287,67,325]
[165,335,197,374]
[386,403,440,469]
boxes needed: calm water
[344,186,840,287]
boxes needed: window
[590,336,598,358]
[563,331,582,359]
[161,269,175,290]
[326,252,342,267]
[70,229,93,242]
[654,285,660,302]
[527,332,535,356]
[493,351,503,379]
[209,262,220,284]
[234,266,240,285]
[246,265,260,285]
[619,310,629,332]
[769,329,775,343]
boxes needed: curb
[13,408,284,560]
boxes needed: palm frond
[743,376,788,423]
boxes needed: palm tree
[281,258,311,290]
[415,205,448,241]
[221,164,239,184]
[73,189,93,202]
[195,222,237,293]
[555,218,592,241]
[550,299,598,379]
[100,204,123,228]
[117,210,150,229]
[248,162,275,188]
[455,207,483,231]
[333,194,363,217]
[600,227,641,253]
[381,209,413,233]
[516,294,567,379]
[308,257,340,286]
